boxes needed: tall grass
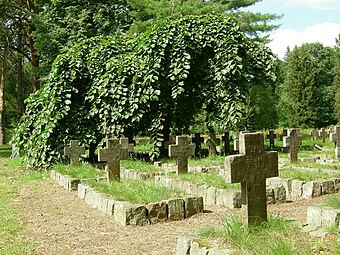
[121,160,162,173]
[323,195,340,209]
[54,163,103,178]
[279,168,339,181]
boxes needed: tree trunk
[26,0,39,92]
[17,23,24,119]
[0,39,9,145]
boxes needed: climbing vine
[12,14,276,168]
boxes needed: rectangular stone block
[206,187,217,205]
[77,184,89,199]
[184,196,203,218]
[333,178,340,193]
[84,188,95,207]
[147,201,168,224]
[321,179,335,194]
[224,190,241,209]
[291,180,305,197]
[176,235,196,255]
[302,181,322,198]
[190,241,209,255]
[197,184,209,203]
[68,178,80,191]
[188,183,199,196]
[106,199,116,216]
[266,188,275,204]
[322,207,340,228]
[97,195,108,213]
[50,170,56,179]
[166,198,185,221]
[273,185,286,203]
[307,206,322,226]
[114,202,148,226]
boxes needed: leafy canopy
[12,14,276,168]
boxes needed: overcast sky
[244,0,340,59]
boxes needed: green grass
[134,141,153,152]
[54,163,103,179]
[87,179,183,204]
[196,214,340,255]
[279,168,339,181]
[121,160,162,173]
[323,195,340,209]
[289,160,340,171]
[169,172,240,190]
[188,155,225,167]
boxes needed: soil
[11,176,338,255]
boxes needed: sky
[244,0,340,59]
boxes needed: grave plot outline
[224,132,278,226]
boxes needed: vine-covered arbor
[13,14,276,168]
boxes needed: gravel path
[12,177,329,255]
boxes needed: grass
[188,155,225,167]
[121,160,162,174]
[54,163,103,179]
[87,179,183,204]
[323,195,340,209]
[197,214,340,254]
[169,172,240,190]
[290,160,340,171]
[279,168,339,181]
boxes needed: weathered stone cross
[266,130,276,150]
[192,133,204,157]
[169,136,195,175]
[283,129,301,162]
[64,140,85,165]
[221,132,230,155]
[309,128,318,141]
[224,132,278,226]
[98,138,129,181]
[279,129,287,141]
[333,126,340,158]
[205,132,220,156]
[319,128,326,143]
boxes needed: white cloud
[268,22,340,59]
[285,0,340,10]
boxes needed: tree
[12,14,276,168]
[333,35,340,121]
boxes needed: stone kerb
[307,206,340,230]
[77,183,203,226]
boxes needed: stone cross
[334,126,340,158]
[204,132,220,156]
[283,129,301,162]
[64,140,85,165]
[266,130,276,150]
[224,132,278,226]
[192,133,204,157]
[120,137,134,154]
[98,138,129,181]
[221,132,230,155]
[279,129,287,141]
[169,136,195,175]
[319,128,326,143]
[309,128,319,141]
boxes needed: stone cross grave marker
[169,136,195,175]
[283,129,301,162]
[333,126,340,158]
[279,129,287,141]
[319,128,326,143]
[224,132,278,226]
[205,133,220,156]
[192,133,204,157]
[221,132,230,155]
[266,130,276,150]
[64,140,85,165]
[309,128,319,141]
[98,138,129,181]
[120,137,135,154]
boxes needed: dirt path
[12,177,329,255]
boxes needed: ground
[10,172,337,255]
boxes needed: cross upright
[221,132,230,155]
[266,130,276,150]
[279,129,287,141]
[98,138,129,181]
[334,126,340,158]
[224,132,278,226]
[192,133,204,157]
[169,136,195,174]
[120,137,135,154]
[309,128,318,141]
[319,128,326,143]
[205,132,220,156]
[283,129,301,162]
[64,140,85,165]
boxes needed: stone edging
[307,206,340,229]
[176,235,234,255]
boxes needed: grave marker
[221,132,230,155]
[120,137,135,154]
[283,129,301,162]
[98,138,129,181]
[334,126,340,158]
[64,140,85,165]
[192,133,204,157]
[319,128,326,143]
[266,130,276,150]
[169,136,195,174]
[205,133,220,156]
[10,143,20,160]
[309,128,318,141]
[224,132,278,226]
[279,129,287,141]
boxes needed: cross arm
[224,154,246,183]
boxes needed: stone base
[307,206,340,229]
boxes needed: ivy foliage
[13,14,276,168]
